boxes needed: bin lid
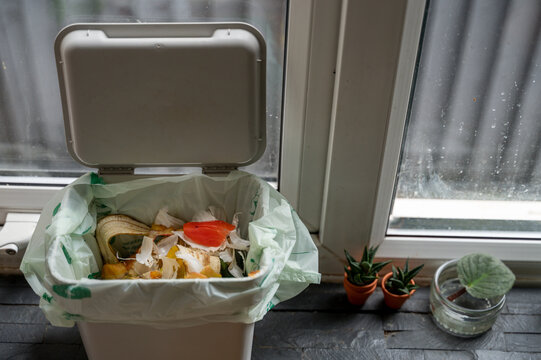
[55,23,266,171]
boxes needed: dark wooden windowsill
[1,276,539,359]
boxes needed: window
[0,0,289,267]
[0,0,286,183]
[390,0,541,239]
[315,0,541,275]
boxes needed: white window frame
[280,0,341,232]
[313,0,541,280]
[316,0,415,265]
[372,0,541,262]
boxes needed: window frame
[317,0,412,268]
[316,0,541,279]
[0,186,59,216]
[371,0,541,263]
[279,0,341,232]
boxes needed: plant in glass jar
[430,253,515,337]
[343,246,391,305]
[381,259,424,309]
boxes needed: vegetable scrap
[97,207,251,280]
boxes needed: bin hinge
[202,165,237,175]
[98,167,134,175]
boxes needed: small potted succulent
[381,259,424,309]
[344,245,391,305]
[430,253,515,337]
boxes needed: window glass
[390,0,541,238]
[0,0,286,183]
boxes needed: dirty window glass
[0,0,286,183]
[390,0,541,238]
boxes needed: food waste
[96,207,254,280]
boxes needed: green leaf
[397,288,410,295]
[344,250,358,267]
[404,264,424,283]
[220,259,234,278]
[360,275,376,284]
[360,261,371,272]
[388,278,404,287]
[371,260,391,273]
[345,268,353,282]
[396,268,404,280]
[344,246,386,283]
[457,253,515,299]
[349,261,362,273]
[361,246,369,263]
[368,245,379,262]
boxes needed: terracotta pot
[381,272,416,309]
[343,273,378,305]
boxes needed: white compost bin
[54,22,266,360]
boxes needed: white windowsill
[389,198,541,239]
[0,176,78,186]
[392,198,541,221]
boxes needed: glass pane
[0,0,286,183]
[390,0,541,238]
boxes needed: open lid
[55,23,266,171]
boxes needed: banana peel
[96,215,150,264]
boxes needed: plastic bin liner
[20,171,320,328]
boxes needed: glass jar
[430,259,505,337]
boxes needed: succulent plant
[385,259,424,296]
[344,245,391,286]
